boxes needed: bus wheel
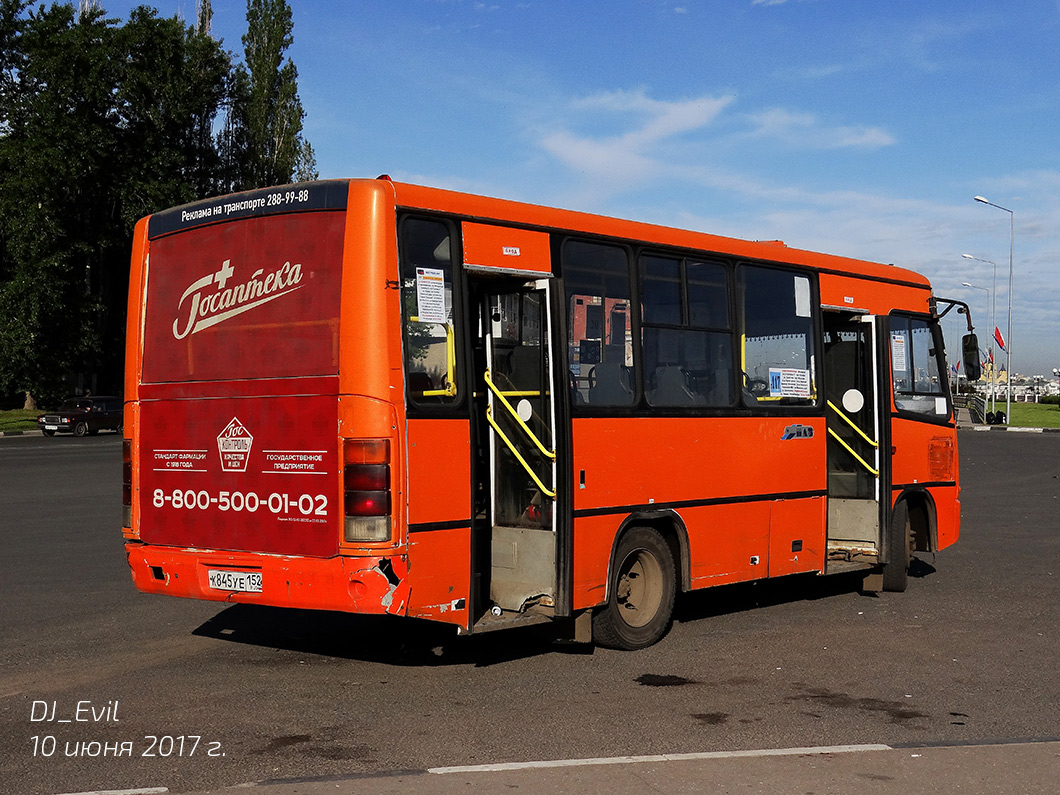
[882,500,912,593]
[593,527,675,650]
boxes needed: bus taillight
[122,439,132,528]
[343,439,391,542]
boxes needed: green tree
[0,2,119,404]
[0,2,230,404]
[224,0,315,190]
[114,6,231,212]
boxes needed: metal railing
[953,393,987,424]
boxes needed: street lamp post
[973,196,1014,423]
[961,280,994,412]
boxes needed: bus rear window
[141,212,345,383]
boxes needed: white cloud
[538,89,734,190]
[535,89,894,205]
[746,108,895,149]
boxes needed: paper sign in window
[415,267,447,323]
[891,334,907,372]
[769,367,812,398]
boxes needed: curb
[963,425,1060,433]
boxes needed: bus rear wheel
[593,527,675,650]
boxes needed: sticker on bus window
[891,334,907,371]
[415,267,447,323]
[769,368,812,398]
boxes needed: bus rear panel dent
[123,177,962,648]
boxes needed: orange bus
[122,178,980,649]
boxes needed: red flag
[994,326,1006,352]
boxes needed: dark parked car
[38,396,123,437]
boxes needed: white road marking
[428,743,893,774]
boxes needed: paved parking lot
[0,430,1057,794]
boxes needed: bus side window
[399,217,459,403]
[738,265,817,407]
[562,240,635,407]
[639,254,734,408]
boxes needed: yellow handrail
[827,427,879,476]
[827,400,879,448]
[484,369,556,461]
[485,406,556,498]
[422,322,457,397]
[495,389,542,398]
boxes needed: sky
[99,0,1060,378]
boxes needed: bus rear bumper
[124,543,410,616]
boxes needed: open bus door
[473,279,561,624]
[458,221,569,632]
[823,312,887,575]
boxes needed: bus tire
[882,500,912,593]
[593,527,676,650]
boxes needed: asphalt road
[1,430,1058,795]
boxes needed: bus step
[824,558,876,576]
[472,609,553,634]
[827,542,878,560]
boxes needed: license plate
[45,425,57,431]
[208,569,262,593]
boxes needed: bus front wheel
[882,500,913,593]
[593,527,676,650]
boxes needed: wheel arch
[892,488,937,553]
[603,509,690,602]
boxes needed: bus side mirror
[962,333,981,381]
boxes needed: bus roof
[146,176,930,291]
[384,178,931,290]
